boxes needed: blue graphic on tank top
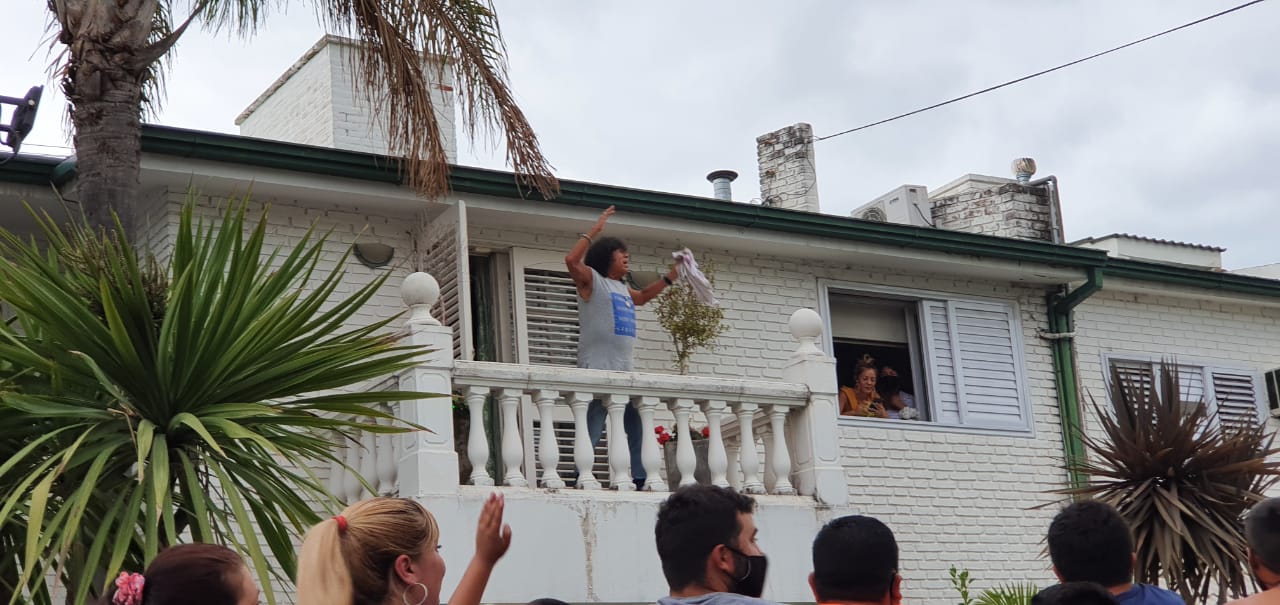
[610,292,636,337]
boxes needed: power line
[815,0,1269,142]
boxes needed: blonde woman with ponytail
[297,492,512,605]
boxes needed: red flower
[655,425,666,434]
[701,426,711,438]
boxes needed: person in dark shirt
[1228,497,1280,605]
[1032,583,1119,605]
[809,515,902,605]
[1046,501,1184,605]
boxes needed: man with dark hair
[1047,501,1183,605]
[1229,497,1280,605]
[809,515,901,605]
[566,205,677,489]
[655,485,777,605]
[1032,583,1120,605]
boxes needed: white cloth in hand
[671,248,718,306]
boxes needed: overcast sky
[7,1,1279,268]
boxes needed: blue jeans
[586,399,646,488]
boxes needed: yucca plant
[0,197,432,605]
[975,584,1039,605]
[1065,362,1280,603]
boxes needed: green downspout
[1047,267,1103,489]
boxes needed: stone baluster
[767,405,796,495]
[376,406,398,495]
[782,309,847,506]
[535,389,565,489]
[672,399,698,487]
[726,439,742,491]
[635,396,668,492]
[701,400,730,488]
[499,388,528,487]
[398,272,462,497]
[761,430,776,494]
[465,387,493,486]
[342,433,362,503]
[734,403,765,494]
[568,392,601,490]
[605,394,634,491]
[359,428,378,498]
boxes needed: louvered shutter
[921,301,960,424]
[512,249,580,367]
[1109,360,1155,402]
[921,299,1030,431]
[531,421,610,486]
[1211,370,1262,429]
[949,300,1031,431]
[419,202,473,360]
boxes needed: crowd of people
[95,486,1280,605]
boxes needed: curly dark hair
[584,237,627,277]
[655,485,756,591]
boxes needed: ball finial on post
[402,272,441,326]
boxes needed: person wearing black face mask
[655,486,778,605]
[1231,497,1280,605]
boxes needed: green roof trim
[6,124,1280,301]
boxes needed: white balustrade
[432,305,843,501]
[466,387,493,486]
[327,430,346,497]
[376,406,399,495]
[702,400,730,488]
[499,388,528,487]
[635,396,668,492]
[342,433,362,503]
[535,390,565,489]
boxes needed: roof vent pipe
[1012,157,1037,184]
[706,170,738,201]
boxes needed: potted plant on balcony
[654,259,729,375]
[657,425,712,485]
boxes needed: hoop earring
[402,582,429,605]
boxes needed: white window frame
[819,280,1035,437]
[1100,351,1267,429]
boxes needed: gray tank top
[577,270,636,371]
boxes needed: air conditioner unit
[851,185,932,228]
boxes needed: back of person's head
[584,237,627,277]
[811,515,899,603]
[654,485,756,591]
[528,599,571,605]
[101,543,251,605]
[297,497,440,605]
[1047,500,1134,588]
[1031,582,1119,605]
[1247,497,1280,573]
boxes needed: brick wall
[237,43,336,147]
[931,182,1054,242]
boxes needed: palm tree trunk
[68,62,144,233]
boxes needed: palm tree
[45,0,557,224]
[0,198,433,605]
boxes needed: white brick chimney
[236,35,456,161]
[756,123,819,213]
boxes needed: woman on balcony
[566,205,679,489]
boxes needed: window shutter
[1109,360,1155,402]
[523,269,580,366]
[921,300,960,424]
[531,420,609,486]
[511,249,581,367]
[948,300,1031,431]
[419,202,473,360]
[1211,371,1261,429]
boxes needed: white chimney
[706,170,738,201]
[235,35,456,160]
[756,123,819,213]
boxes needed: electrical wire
[815,0,1269,142]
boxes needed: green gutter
[11,124,1280,303]
[1047,268,1104,489]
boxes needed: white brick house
[4,35,1280,605]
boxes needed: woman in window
[839,355,888,418]
[878,366,918,420]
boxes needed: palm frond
[317,0,559,199]
[0,193,434,605]
[975,583,1039,605]
[1062,361,1280,603]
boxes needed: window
[824,283,1032,433]
[1104,356,1264,429]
